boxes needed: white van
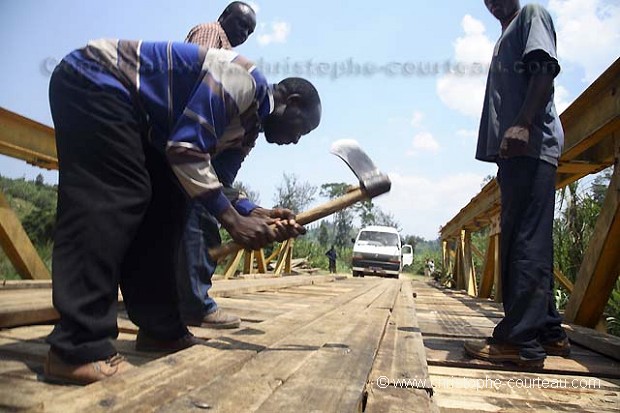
[351,226,414,278]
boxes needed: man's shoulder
[189,21,219,31]
[204,50,259,113]
[519,3,553,22]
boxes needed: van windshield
[358,231,399,247]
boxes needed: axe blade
[330,139,391,197]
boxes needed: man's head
[484,0,520,24]
[262,77,322,146]
[219,2,257,47]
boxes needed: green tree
[373,209,400,229]
[320,183,355,247]
[273,173,317,214]
[317,221,330,246]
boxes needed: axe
[207,139,391,261]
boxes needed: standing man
[325,245,337,274]
[464,0,569,368]
[44,39,321,385]
[186,1,256,48]
[179,1,258,329]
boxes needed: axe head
[330,139,391,198]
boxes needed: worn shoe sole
[41,372,87,386]
[189,320,241,329]
[464,343,545,368]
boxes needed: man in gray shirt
[465,0,570,368]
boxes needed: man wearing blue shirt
[465,0,570,368]
[44,40,321,385]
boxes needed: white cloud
[410,111,424,128]
[548,0,620,82]
[257,21,291,46]
[407,132,440,156]
[436,15,494,119]
[456,129,478,142]
[554,84,571,114]
[437,76,487,118]
[376,172,485,239]
[454,15,494,63]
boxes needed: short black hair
[220,1,255,19]
[280,77,322,126]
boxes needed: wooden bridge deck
[0,275,618,412]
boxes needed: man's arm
[501,5,560,158]
[500,65,556,157]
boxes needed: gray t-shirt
[476,4,564,166]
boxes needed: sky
[1,0,619,240]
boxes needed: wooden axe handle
[208,186,369,261]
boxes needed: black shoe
[135,331,207,353]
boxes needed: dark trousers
[46,61,188,364]
[328,260,336,273]
[176,200,220,320]
[493,157,566,359]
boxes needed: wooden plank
[38,279,387,412]
[0,107,57,170]
[440,180,501,240]
[273,239,292,276]
[417,316,496,339]
[368,279,401,310]
[365,281,437,413]
[155,281,395,413]
[554,268,575,293]
[462,230,478,296]
[416,306,504,319]
[565,323,620,362]
[478,235,495,299]
[243,250,255,275]
[284,238,293,274]
[429,365,620,413]
[0,190,51,280]
[423,337,620,379]
[559,58,620,160]
[254,307,389,412]
[0,280,52,289]
[223,248,244,279]
[0,275,339,328]
[564,162,620,327]
[0,375,73,411]
[254,249,266,273]
[0,326,154,364]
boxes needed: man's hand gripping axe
[208,139,392,261]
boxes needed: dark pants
[176,199,220,321]
[328,260,336,273]
[46,61,188,364]
[493,157,566,360]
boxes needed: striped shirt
[185,22,232,49]
[62,39,273,217]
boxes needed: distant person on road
[178,1,258,330]
[325,245,337,274]
[44,39,321,385]
[464,0,570,369]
